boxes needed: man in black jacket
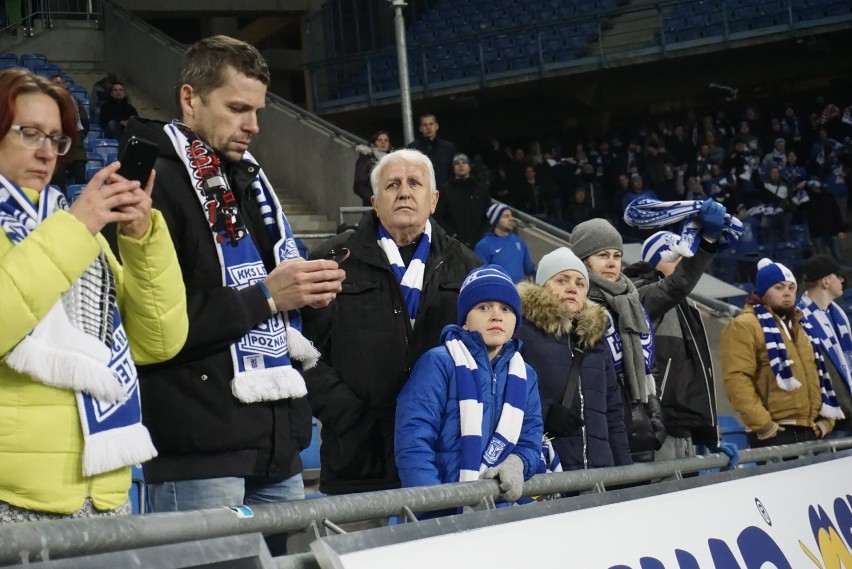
[408,113,457,193]
[302,149,480,494]
[126,36,345,512]
[624,221,723,460]
[433,153,490,249]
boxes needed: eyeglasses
[9,125,72,156]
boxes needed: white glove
[481,454,525,502]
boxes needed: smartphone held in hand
[117,136,158,183]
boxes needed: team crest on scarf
[165,121,319,403]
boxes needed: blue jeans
[147,473,305,512]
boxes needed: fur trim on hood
[518,281,607,348]
[356,144,373,155]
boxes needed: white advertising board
[326,456,852,569]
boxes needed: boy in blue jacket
[395,265,544,503]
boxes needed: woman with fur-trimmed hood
[517,248,632,470]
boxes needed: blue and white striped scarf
[444,328,528,482]
[166,121,318,403]
[377,220,432,327]
[0,176,156,476]
[798,293,852,415]
[539,437,562,473]
[754,304,844,419]
[623,198,743,257]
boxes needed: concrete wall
[2,22,104,70]
[111,0,310,12]
[102,2,363,220]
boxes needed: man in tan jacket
[721,258,836,447]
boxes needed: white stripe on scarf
[164,122,318,403]
[754,305,802,392]
[797,294,847,419]
[0,176,156,476]
[445,332,527,482]
[377,220,432,327]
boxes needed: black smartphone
[117,136,158,183]
[324,248,350,263]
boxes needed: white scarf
[0,177,156,476]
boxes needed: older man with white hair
[302,149,480,495]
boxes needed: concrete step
[276,193,338,235]
[289,217,338,233]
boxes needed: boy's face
[463,301,516,355]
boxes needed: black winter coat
[516,284,632,470]
[125,118,313,484]
[624,244,719,444]
[408,136,457,191]
[302,212,479,494]
[434,176,490,249]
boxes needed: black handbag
[617,373,657,456]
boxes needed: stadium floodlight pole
[390,0,414,145]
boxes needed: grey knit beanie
[536,247,588,285]
[568,218,623,260]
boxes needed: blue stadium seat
[90,138,119,163]
[130,465,145,514]
[33,62,61,79]
[710,250,739,282]
[85,166,100,182]
[789,223,810,250]
[19,53,47,71]
[773,241,801,269]
[66,184,85,203]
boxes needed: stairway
[278,194,339,253]
[594,0,667,52]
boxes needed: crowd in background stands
[456,98,851,259]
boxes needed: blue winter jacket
[395,325,544,488]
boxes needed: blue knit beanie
[457,265,522,331]
[755,257,796,297]
[487,203,510,229]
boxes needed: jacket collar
[348,211,457,271]
[518,282,607,347]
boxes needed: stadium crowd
[1,34,851,529]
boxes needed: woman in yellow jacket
[0,69,187,522]
[720,258,838,447]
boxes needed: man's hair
[418,113,437,125]
[370,149,437,196]
[178,35,270,103]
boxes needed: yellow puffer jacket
[0,192,187,514]
[720,304,834,439]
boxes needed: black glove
[545,403,584,438]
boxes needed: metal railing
[0,0,101,36]
[0,437,849,566]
